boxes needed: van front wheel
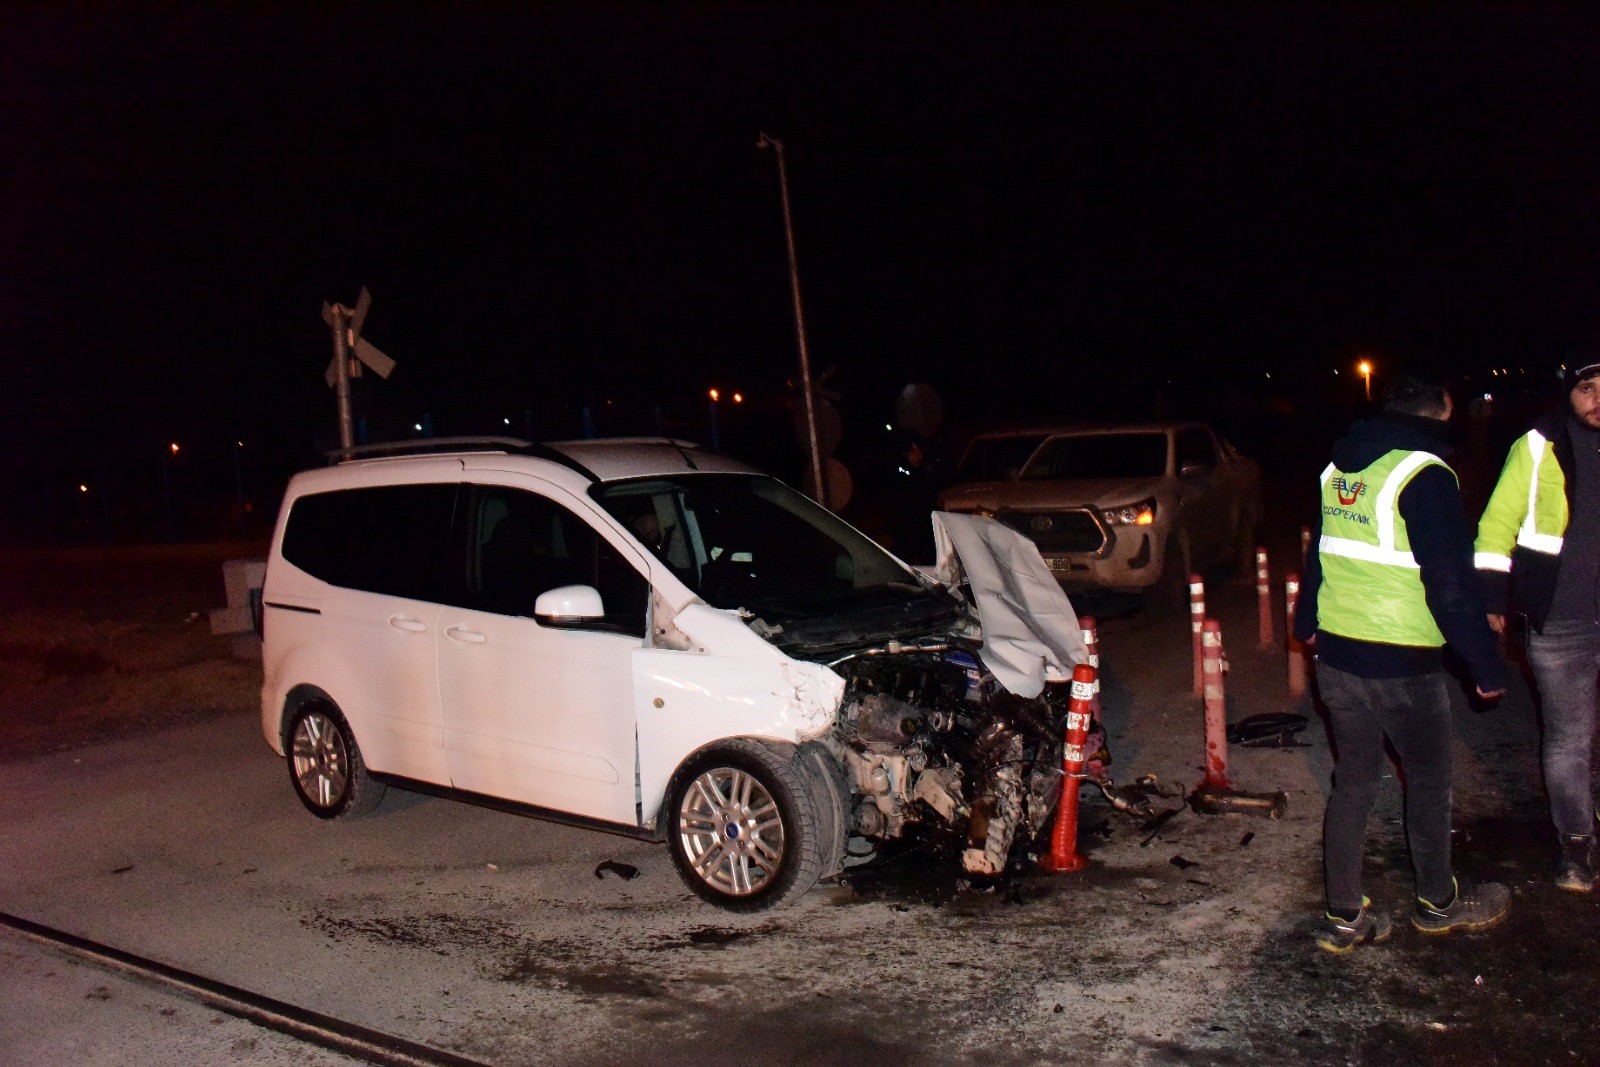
[667,740,828,911]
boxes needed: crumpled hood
[930,511,1089,698]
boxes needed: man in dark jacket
[1476,359,1600,890]
[1295,375,1509,952]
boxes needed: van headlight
[1100,499,1156,527]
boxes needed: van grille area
[996,509,1106,554]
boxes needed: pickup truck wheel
[668,740,828,912]
[1232,503,1261,578]
[287,703,386,820]
[1142,536,1189,615]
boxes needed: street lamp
[1357,360,1373,402]
[757,132,827,508]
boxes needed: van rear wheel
[287,703,386,819]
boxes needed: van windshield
[591,474,930,619]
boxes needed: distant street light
[1357,360,1373,402]
[757,132,827,508]
[163,442,179,542]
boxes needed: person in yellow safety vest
[1293,374,1509,953]
[1476,359,1600,891]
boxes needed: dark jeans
[1318,662,1455,911]
[1527,618,1600,838]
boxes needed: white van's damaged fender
[633,602,844,828]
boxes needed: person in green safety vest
[1294,375,1509,953]
[1476,358,1600,891]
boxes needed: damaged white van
[259,438,1094,911]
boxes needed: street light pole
[1358,360,1373,402]
[757,132,828,509]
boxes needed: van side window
[465,487,648,635]
[281,484,457,602]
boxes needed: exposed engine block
[826,648,1086,877]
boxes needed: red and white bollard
[1285,573,1308,698]
[1256,546,1273,648]
[1040,662,1097,873]
[1080,615,1102,718]
[1201,618,1232,792]
[1189,573,1206,697]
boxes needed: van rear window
[281,484,457,602]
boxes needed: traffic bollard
[1039,662,1097,873]
[1285,573,1308,698]
[1080,615,1101,718]
[1191,617,1289,818]
[1256,546,1273,648]
[1201,619,1232,792]
[1189,573,1205,697]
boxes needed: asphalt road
[2,568,1598,1066]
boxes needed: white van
[260,438,1091,910]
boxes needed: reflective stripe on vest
[1515,430,1565,555]
[1319,450,1442,568]
[1317,449,1450,647]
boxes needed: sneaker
[1413,878,1510,934]
[1556,835,1595,893]
[1315,897,1393,953]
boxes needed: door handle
[446,626,488,644]
[388,615,428,632]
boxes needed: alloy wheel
[677,766,786,896]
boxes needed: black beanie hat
[1567,360,1600,391]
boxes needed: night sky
[5,7,1600,488]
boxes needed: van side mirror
[534,584,605,626]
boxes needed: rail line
[0,911,496,1067]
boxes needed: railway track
[0,911,496,1067]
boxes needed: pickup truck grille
[996,509,1106,554]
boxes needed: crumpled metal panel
[632,603,845,827]
[931,511,1089,697]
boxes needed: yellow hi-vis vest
[1317,449,1452,647]
[1474,429,1568,573]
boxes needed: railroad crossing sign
[321,287,396,457]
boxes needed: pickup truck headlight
[1100,499,1156,527]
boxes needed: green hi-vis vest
[1317,448,1453,647]
[1474,429,1568,573]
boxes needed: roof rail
[545,435,704,450]
[325,437,596,479]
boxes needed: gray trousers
[1527,618,1600,838]
[1318,662,1456,911]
